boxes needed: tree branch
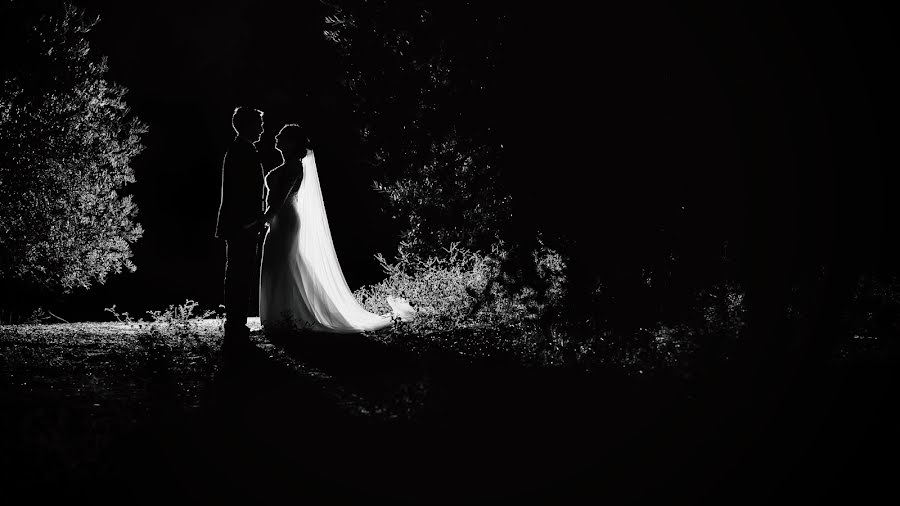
[48,311,69,324]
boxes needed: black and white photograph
[1,1,899,503]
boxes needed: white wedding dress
[259,151,414,333]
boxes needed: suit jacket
[215,137,265,239]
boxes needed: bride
[258,124,414,333]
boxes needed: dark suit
[216,136,265,339]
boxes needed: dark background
[47,0,899,322]
[61,0,396,319]
[3,2,900,502]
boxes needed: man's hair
[232,107,264,136]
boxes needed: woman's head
[275,123,310,160]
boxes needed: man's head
[232,107,264,143]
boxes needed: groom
[215,106,267,353]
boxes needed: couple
[214,107,414,352]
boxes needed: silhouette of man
[215,107,266,354]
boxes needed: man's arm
[217,150,236,233]
[224,143,263,231]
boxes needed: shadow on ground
[2,328,899,504]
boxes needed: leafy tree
[0,2,147,296]
[372,133,511,255]
[323,2,722,333]
[324,0,509,256]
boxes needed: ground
[1,320,898,504]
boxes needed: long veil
[291,151,414,332]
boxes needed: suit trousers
[223,233,260,339]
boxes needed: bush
[358,238,754,373]
[848,274,900,340]
[105,299,222,345]
[696,282,747,338]
[355,239,567,336]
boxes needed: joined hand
[242,218,269,232]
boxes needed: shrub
[695,282,747,338]
[355,239,567,338]
[848,274,900,340]
[105,299,222,344]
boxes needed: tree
[324,0,509,257]
[323,2,727,331]
[0,2,147,298]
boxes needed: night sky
[43,1,900,320]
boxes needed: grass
[2,319,899,504]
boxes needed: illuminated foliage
[324,1,509,256]
[371,133,511,255]
[0,2,147,293]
